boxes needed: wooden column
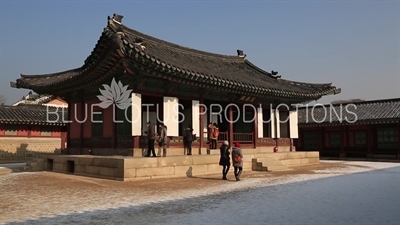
[133,136,140,149]
[275,109,279,150]
[66,99,71,151]
[113,105,117,148]
[28,125,32,138]
[199,99,204,150]
[346,125,349,151]
[229,105,234,146]
[80,97,84,150]
[321,127,325,152]
[367,124,373,157]
[61,131,66,150]
[253,104,258,149]
[340,125,345,157]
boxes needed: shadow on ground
[4,165,400,225]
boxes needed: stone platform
[31,151,320,181]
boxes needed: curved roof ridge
[120,24,244,61]
[20,67,83,78]
[244,59,333,87]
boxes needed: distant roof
[297,98,400,126]
[10,13,341,103]
[0,105,67,126]
[12,91,67,108]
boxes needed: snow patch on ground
[0,161,399,224]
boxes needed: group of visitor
[144,121,195,157]
[219,141,243,181]
[143,121,168,157]
[144,121,244,181]
[208,123,219,149]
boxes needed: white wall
[270,110,276,138]
[257,107,263,138]
[289,110,299,138]
[131,93,142,136]
[163,97,179,136]
[192,100,200,136]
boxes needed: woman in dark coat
[219,141,231,180]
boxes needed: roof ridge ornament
[237,49,247,59]
[270,70,282,79]
[112,13,123,25]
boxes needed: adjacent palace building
[10,14,340,156]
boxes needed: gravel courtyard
[1,160,399,225]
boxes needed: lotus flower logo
[97,78,133,110]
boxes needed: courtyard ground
[1,160,399,224]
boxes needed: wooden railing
[218,132,228,142]
[233,132,253,143]
[203,131,229,142]
[116,135,133,148]
[83,137,113,148]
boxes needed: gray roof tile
[297,98,400,125]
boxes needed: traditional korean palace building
[10,14,340,156]
[0,104,67,160]
[296,98,400,159]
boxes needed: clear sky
[0,0,399,105]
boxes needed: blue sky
[0,0,399,104]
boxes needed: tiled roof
[297,98,400,126]
[11,13,341,101]
[0,105,67,126]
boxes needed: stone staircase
[24,158,45,172]
[252,156,292,172]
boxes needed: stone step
[27,162,38,167]
[252,157,291,172]
[256,159,283,165]
[266,165,293,172]
[24,166,32,172]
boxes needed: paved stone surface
[0,161,398,224]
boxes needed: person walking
[219,140,231,180]
[158,123,167,157]
[231,142,243,181]
[144,121,156,157]
[184,125,194,155]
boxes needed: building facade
[10,14,340,155]
[0,105,67,160]
[296,98,400,159]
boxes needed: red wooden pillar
[28,125,32,138]
[66,99,71,151]
[346,125,349,151]
[113,105,117,149]
[61,131,66,150]
[340,125,345,157]
[367,124,373,158]
[321,127,325,152]
[199,99,204,150]
[253,105,258,149]
[229,105,234,146]
[133,136,140,149]
[80,98,84,150]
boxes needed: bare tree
[0,94,5,105]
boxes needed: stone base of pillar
[367,153,373,158]
[339,153,346,158]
